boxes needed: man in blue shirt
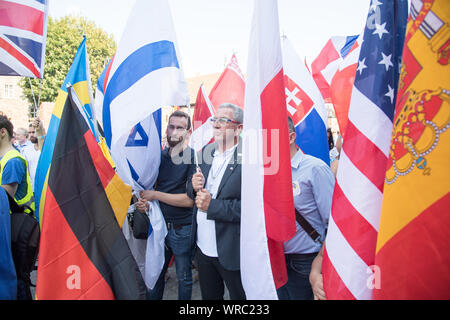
[0,116,29,202]
[137,110,196,300]
[0,115,34,300]
[0,186,17,300]
[277,117,335,300]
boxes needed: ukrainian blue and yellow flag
[35,37,96,224]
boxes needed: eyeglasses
[209,116,241,126]
[29,131,35,134]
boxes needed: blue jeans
[149,224,194,300]
[277,253,318,300]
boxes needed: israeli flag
[102,0,189,150]
[96,0,189,290]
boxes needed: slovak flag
[282,36,330,165]
[190,55,245,151]
[0,0,49,78]
[241,0,297,300]
[311,35,359,102]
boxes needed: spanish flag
[374,0,450,299]
[36,87,146,300]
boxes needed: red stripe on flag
[209,55,245,112]
[344,121,388,192]
[260,69,296,290]
[311,39,340,101]
[193,86,212,129]
[322,247,356,300]
[36,188,115,300]
[103,55,115,93]
[0,2,44,35]
[374,194,450,299]
[83,131,115,189]
[311,39,340,71]
[332,183,378,266]
[312,72,331,102]
[330,63,357,136]
[0,37,40,77]
[260,69,296,242]
[267,239,288,289]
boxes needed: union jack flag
[0,0,48,78]
[322,0,408,300]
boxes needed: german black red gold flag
[36,87,147,300]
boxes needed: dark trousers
[195,248,246,300]
[17,278,32,300]
[277,252,318,300]
[149,224,194,300]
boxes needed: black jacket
[187,142,242,271]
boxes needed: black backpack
[6,191,40,298]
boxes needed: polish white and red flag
[209,54,245,112]
[241,0,296,300]
[189,84,215,151]
[311,35,358,103]
[189,55,245,151]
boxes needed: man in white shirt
[187,103,245,300]
[21,119,45,191]
[15,127,31,154]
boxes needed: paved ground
[31,263,229,300]
[162,263,202,300]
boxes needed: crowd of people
[134,103,341,301]
[0,113,46,299]
[0,103,341,300]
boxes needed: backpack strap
[3,187,23,213]
[294,208,323,245]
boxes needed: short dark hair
[0,115,14,139]
[168,110,191,131]
[287,116,295,133]
[327,128,335,150]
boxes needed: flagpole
[37,78,43,118]
[27,77,38,117]
[187,96,200,169]
[83,34,101,141]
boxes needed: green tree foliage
[20,15,116,106]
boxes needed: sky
[48,0,371,78]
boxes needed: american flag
[0,0,48,78]
[322,0,408,300]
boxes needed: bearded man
[137,110,196,300]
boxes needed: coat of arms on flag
[282,36,330,165]
[374,0,450,300]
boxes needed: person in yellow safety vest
[0,115,34,211]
